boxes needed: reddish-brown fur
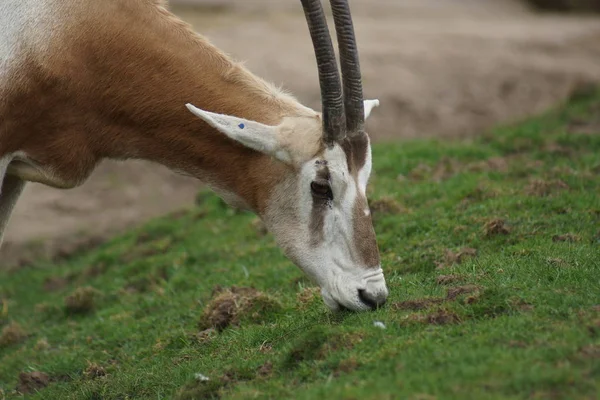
[0,0,310,213]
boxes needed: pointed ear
[186,103,291,163]
[364,99,380,120]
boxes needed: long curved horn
[330,0,364,136]
[300,0,346,145]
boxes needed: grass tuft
[198,286,282,331]
[64,286,101,315]
[0,322,27,348]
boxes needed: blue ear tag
[238,123,245,129]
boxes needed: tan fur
[0,0,318,214]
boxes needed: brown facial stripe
[309,164,331,246]
[340,134,369,177]
[352,195,380,268]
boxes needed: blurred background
[2,0,599,266]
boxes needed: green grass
[1,90,600,399]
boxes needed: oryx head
[186,0,388,311]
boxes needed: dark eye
[310,179,333,200]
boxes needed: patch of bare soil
[16,371,50,395]
[580,344,600,359]
[3,0,600,267]
[83,362,107,381]
[64,287,101,315]
[484,218,511,237]
[552,233,581,242]
[436,274,465,285]
[0,321,27,347]
[295,286,321,310]
[198,286,281,331]
[369,196,408,216]
[525,179,570,196]
[256,361,273,378]
[394,285,482,311]
[436,247,478,269]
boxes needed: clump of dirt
[250,218,269,237]
[256,361,273,378]
[83,362,107,380]
[436,247,477,269]
[16,371,50,395]
[461,185,499,205]
[552,233,580,242]
[83,263,110,279]
[334,357,360,377]
[407,163,433,181]
[369,196,408,215]
[121,237,173,263]
[446,285,481,300]
[580,344,600,359]
[64,286,101,314]
[221,367,255,385]
[432,157,462,182]
[394,285,482,312]
[394,298,445,311]
[424,309,462,325]
[195,328,217,344]
[403,308,462,325]
[543,143,575,157]
[43,276,71,292]
[484,218,510,237]
[547,257,570,267]
[525,179,569,197]
[296,286,321,310]
[447,248,477,264]
[436,274,464,285]
[569,114,600,135]
[467,157,510,173]
[198,286,282,331]
[0,321,27,347]
[34,338,50,351]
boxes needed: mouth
[358,289,380,309]
[321,288,386,312]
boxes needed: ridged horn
[300,0,346,145]
[330,0,365,136]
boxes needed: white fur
[364,99,380,120]
[0,0,65,85]
[272,144,387,311]
[186,103,293,163]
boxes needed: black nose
[358,289,387,309]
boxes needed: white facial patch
[357,138,372,195]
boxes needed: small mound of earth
[198,286,282,331]
[0,321,27,347]
[16,371,50,394]
[64,286,101,314]
[369,196,407,215]
[525,179,569,197]
[83,362,107,380]
[484,218,510,237]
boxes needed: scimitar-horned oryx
[0,0,389,311]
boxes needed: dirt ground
[2,0,600,267]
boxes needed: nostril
[358,289,386,309]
